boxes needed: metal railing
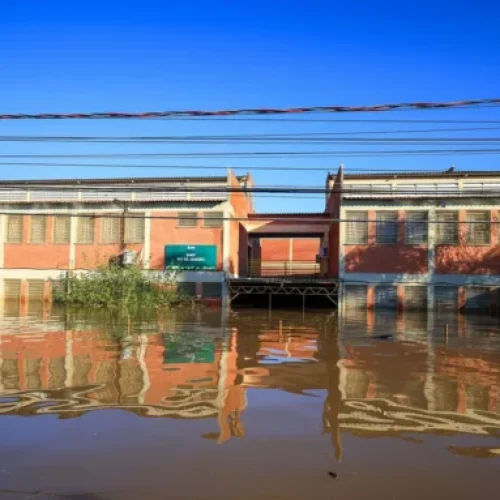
[248,260,320,278]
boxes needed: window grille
[466,211,490,245]
[203,211,224,228]
[345,211,368,244]
[101,217,120,244]
[434,286,458,311]
[53,216,70,244]
[125,216,145,243]
[6,215,23,243]
[77,216,95,244]
[30,216,47,244]
[376,212,398,244]
[405,211,428,244]
[178,212,197,228]
[435,211,458,244]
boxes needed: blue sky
[0,1,499,212]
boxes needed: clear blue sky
[0,0,499,212]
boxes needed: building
[0,170,253,306]
[328,167,500,313]
[2,166,500,313]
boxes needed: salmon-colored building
[328,167,500,313]
[0,171,253,304]
[2,166,500,312]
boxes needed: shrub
[53,265,187,311]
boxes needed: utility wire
[0,161,475,172]
[2,148,500,158]
[0,98,498,120]
[2,126,500,141]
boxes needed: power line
[3,148,500,158]
[0,98,498,120]
[0,210,495,224]
[2,126,500,141]
[0,161,472,173]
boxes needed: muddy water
[0,306,499,499]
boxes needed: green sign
[165,244,217,270]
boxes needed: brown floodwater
[0,304,499,499]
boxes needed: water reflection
[0,307,499,459]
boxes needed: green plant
[53,264,189,312]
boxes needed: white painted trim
[343,272,500,285]
[143,210,151,269]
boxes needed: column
[427,209,436,311]
[143,210,151,269]
[69,213,77,270]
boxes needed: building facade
[0,170,253,306]
[328,168,500,313]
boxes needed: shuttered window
[466,211,490,245]
[4,279,21,299]
[434,286,458,311]
[375,285,397,310]
[405,211,428,244]
[28,280,45,301]
[346,211,368,244]
[178,212,197,228]
[203,211,224,228]
[30,216,47,244]
[53,216,70,244]
[404,286,427,310]
[6,215,23,243]
[101,217,120,244]
[125,216,145,243]
[435,211,458,244]
[376,212,398,244]
[77,216,95,244]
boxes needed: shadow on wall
[436,246,500,274]
[344,245,428,274]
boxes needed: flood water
[0,305,499,499]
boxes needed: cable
[2,126,500,141]
[0,211,496,224]
[2,148,500,158]
[0,98,498,120]
[0,161,483,173]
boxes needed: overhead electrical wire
[2,126,500,141]
[0,98,498,120]
[2,148,500,158]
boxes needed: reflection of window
[53,216,70,244]
[345,211,368,244]
[435,211,458,245]
[6,215,23,243]
[125,216,145,243]
[466,211,490,245]
[77,216,95,244]
[405,211,428,244]
[203,211,224,228]
[178,212,197,228]
[30,216,47,244]
[376,212,398,244]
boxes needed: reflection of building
[0,310,499,453]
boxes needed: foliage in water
[53,265,188,311]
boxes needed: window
[30,215,47,244]
[202,282,222,298]
[53,216,70,244]
[376,212,398,244]
[101,217,120,244]
[177,282,197,297]
[405,211,428,244]
[178,211,197,228]
[6,215,23,243]
[435,211,458,245]
[345,211,368,244]
[203,211,224,228]
[375,285,397,310]
[466,211,490,245]
[434,286,458,311]
[125,216,145,243]
[77,216,95,244]
[465,287,491,312]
